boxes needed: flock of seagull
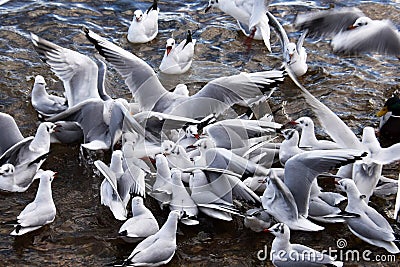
[1,0,400,266]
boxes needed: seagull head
[285,43,298,62]
[161,140,175,155]
[265,223,290,240]
[0,164,15,176]
[185,125,199,139]
[40,170,57,183]
[131,196,144,207]
[34,75,46,86]
[205,0,218,12]
[291,117,314,131]
[337,178,360,196]
[281,128,298,141]
[349,16,372,30]
[134,10,144,22]
[165,38,175,55]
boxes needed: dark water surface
[0,0,399,266]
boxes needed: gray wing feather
[294,7,365,37]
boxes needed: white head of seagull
[134,9,144,22]
[165,38,175,56]
[0,164,15,176]
[350,16,373,29]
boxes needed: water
[0,0,399,266]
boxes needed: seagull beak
[348,25,357,30]
[166,46,172,55]
[288,121,298,125]
[263,228,270,233]
[376,106,388,117]
[194,134,200,139]
[54,123,62,133]
[205,5,212,13]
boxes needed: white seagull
[159,30,196,75]
[118,196,159,239]
[266,223,343,267]
[294,7,400,57]
[10,170,57,236]
[127,0,159,44]
[123,210,181,266]
[267,11,308,76]
[261,171,324,232]
[31,75,68,118]
[31,33,107,107]
[205,0,272,52]
[291,116,342,150]
[84,27,285,119]
[338,179,400,254]
[0,118,56,192]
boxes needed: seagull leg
[244,27,257,51]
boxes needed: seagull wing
[30,33,100,106]
[332,20,400,56]
[285,149,366,216]
[84,27,170,111]
[294,7,365,38]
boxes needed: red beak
[194,134,200,139]
[348,25,357,30]
[288,121,298,125]
[166,46,172,55]
[263,229,270,233]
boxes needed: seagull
[261,171,324,232]
[159,30,196,75]
[169,169,199,225]
[150,153,172,207]
[189,169,242,221]
[96,150,127,220]
[127,0,159,43]
[192,138,270,177]
[31,75,68,118]
[95,149,147,220]
[267,11,308,76]
[286,67,400,202]
[278,128,303,166]
[10,170,57,236]
[266,223,343,267]
[123,210,181,266]
[284,148,366,218]
[31,33,107,107]
[291,117,342,149]
[118,196,159,239]
[352,126,400,202]
[84,27,285,119]
[294,7,400,57]
[243,208,272,232]
[337,179,400,254]
[205,0,272,52]
[0,119,56,192]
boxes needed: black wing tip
[146,0,158,14]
